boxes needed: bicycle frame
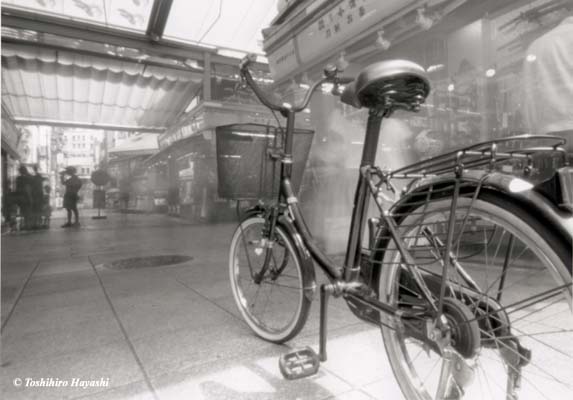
[263,102,573,325]
[278,107,381,281]
[270,105,438,322]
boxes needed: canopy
[1,43,202,132]
[1,0,278,133]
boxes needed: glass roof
[2,0,154,32]
[163,0,279,54]
[2,0,281,54]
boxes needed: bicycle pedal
[278,346,320,380]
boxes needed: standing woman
[60,166,82,227]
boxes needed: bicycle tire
[377,193,572,400]
[229,215,311,343]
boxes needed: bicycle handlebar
[239,54,353,114]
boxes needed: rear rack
[390,135,567,179]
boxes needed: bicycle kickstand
[278,283,332,380]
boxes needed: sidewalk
[0,211,402,400]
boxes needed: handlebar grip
[239,53,258,69]
[337,77,354,85]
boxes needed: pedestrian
[15,165,32,230]
[2,183,18,232]
[60,166,82,227]
[41,185,52,229]
[119,178,130,212]
[31,165,45,229]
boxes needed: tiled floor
[1,211,401,400]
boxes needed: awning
[1,105,23,159]
[1,43,202,132]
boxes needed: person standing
[15,165,32,229]
[31,165,45,229]
[15,166,32,230]
[41,185,52,229]
[60,166,82,227]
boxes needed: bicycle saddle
[341,59,430,112]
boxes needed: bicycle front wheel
[229,216,310,343]
[379,193,572,400]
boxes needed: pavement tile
[69,380,154,400]
[34,258,93,277]
[1,265,37,327]
[108,288,240,340]
[316,328,392,388]
[361,379,405,400]
[22,269,100,297]
[325,390,378,400]
[1,339,145,400]
[1,214,412,400]
[2,308,123,363]
[131,322,279,379]
[2,293,113,337]
[152,349,351,400]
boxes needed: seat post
[344,109,384,281]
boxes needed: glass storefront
[264,0,573,250]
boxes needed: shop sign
[268,39,299,81]
[267,0,409,82]
[296,0,405,65]
[159,115,206,149]
[178,168,194,178]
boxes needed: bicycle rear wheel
[378,193,572,400]
[229,216,310,343]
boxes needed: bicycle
[228,54,573,399]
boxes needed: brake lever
[331,84,344,96]
[331,77,353,96]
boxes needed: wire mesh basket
[215,124,314,200]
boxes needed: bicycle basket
[215,124,314,200]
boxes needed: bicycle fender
[399,171,573,247]
[278,214,317,302]
[240,204,266,221]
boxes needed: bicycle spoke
[380,194,572,400]
[479,351,572,396]
[230,217,309,342]
[510,297,565,326]
[477,363,504,399]
[479,325,573,391]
